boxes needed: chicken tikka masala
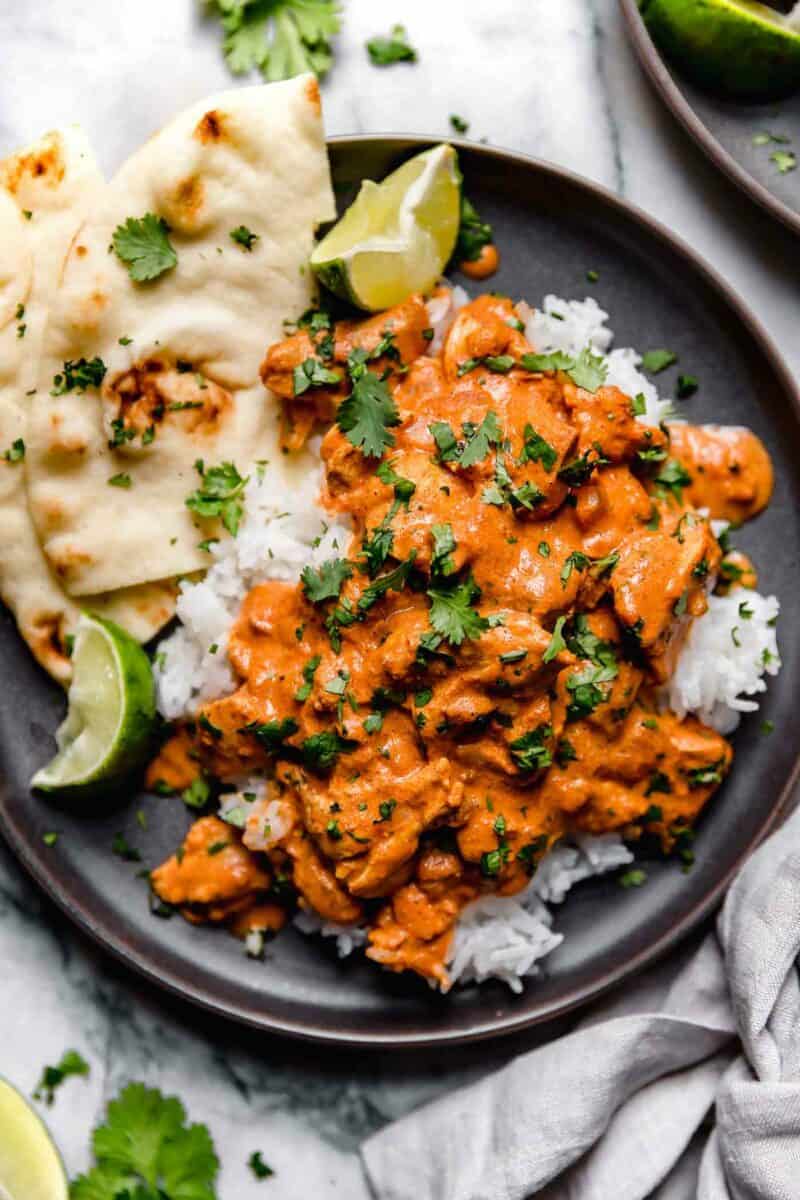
[148,291,772,989]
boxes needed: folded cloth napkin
[361,804,800,1199]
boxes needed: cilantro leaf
[653,458,692,503]
[292,357,342,396]
[3,437,25,463]
[376,458,416,504]
[428,574,489,646]
[509,723,553,773]
[209,0,341,82]
[431,523,457,579]
[71,1082,219,1200]
[337,368,400,458]
[185,460,248,536]
[33,1049,89,1105]
[567,347,608,392]
[542,615,567,663]
[358,553,416,613]
[249,1150,275,1179]
[518,424,557,471]
[244,717,300,752]
[366,24,417,65]
[300,729,357,773]
[454,195,493,263]
[520,348,607,393]
[112,214,177,283]
[301,557,352,604]
[51,356,107,395]
[641,349,678,374]
[557,448,609,488]
[458,411,502,468]
[520,351,574,373]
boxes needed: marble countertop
[1,2,798,1196]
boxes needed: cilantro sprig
[206,0,341,81]
[70,1082,219,1200]
[337,356,400,458]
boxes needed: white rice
[666,591,780,735]
[153,287,781,991]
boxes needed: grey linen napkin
[361,805,800,1200]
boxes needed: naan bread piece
[26,75,335,598]
[0,128,178,682]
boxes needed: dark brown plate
[621,0,800,236]
[1,136,799,1047]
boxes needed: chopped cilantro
[375,799,397,822]
[630,392,647,417]
[244,717,300,752]
[358,553,416,613]
[653,458,692,503]
[558,447,610,488]
[51,356,107,395]
[300,729,357,773]
[455,195,493,263]
[771,150,796,174]
[230,225,259,250]
[543,615,567,663]
[249,1150,275,1180]
[33,1049,89,1106]
[376,458,416,503]
[295,654,321,702]
[641,349,677,374]
[521,348,608,393]
[112,213,177,282]
[107,473,132,488]
[676,374,698,399]
[111,832,141,862]
[619,868,647,888]
[518,424,557,471]
[293,356,342,396]
[565,663,614,722]
[450,114,469,134]
[509,723,552,772]
[186,459,248,536]
[3,437,25,463]
[431,522,457,578]
[366,24,417,65]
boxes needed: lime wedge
[0,1078,68,1200]
[311,143,461,311]
[640,0,800,101]
[32,613,156,798]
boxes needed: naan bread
[0,129,177,682]
[26,75,335,598]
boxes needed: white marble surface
[0,2,798,1196]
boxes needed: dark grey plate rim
[2,133,800,1048]
[620,0,800,238]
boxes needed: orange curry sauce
[149,292,772,989]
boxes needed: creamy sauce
[150,293,771,987]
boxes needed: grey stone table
[0,2,797,1195]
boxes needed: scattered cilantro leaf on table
[771,150,796,174]
[33,1049,89,1106]
[366,24,418,66]
[248,1150,275,1179]
[112,214,177,283]
[70,1082,219,1200]
[206,0,341,81]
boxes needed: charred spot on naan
[28,611,72,683]
[0,134,66,196]
[304,77,322,114]
[104,357,232,446]
[194,109,230,144]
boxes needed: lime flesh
[641,0,800,100]
[0,1078,67,1200]
[311,143,461,311]
[31,613,156,798]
